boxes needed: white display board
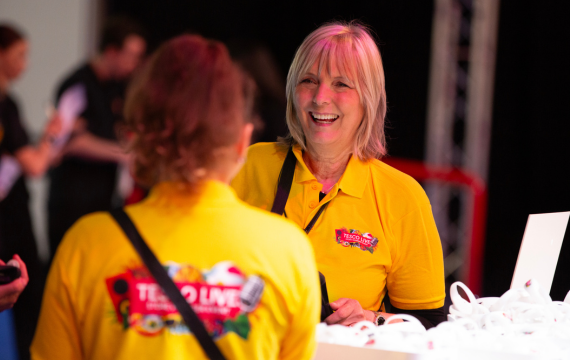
[511,211,570,293]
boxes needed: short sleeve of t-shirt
[0,96,29,154]
[387,201,445,309]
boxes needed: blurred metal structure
[383,158,487,297]
[425,0,499,294]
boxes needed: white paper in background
[511,211,570,294]
[52,83,87,151]
[0,155,22,200]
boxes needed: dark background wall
[485,0,570,301]
[107,0,570,300]
[106,0,433,160]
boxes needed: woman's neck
[303,145,351,193]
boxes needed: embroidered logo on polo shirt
[335,228,379,254]
[105,261,264,339]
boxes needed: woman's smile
[309,111,339,126]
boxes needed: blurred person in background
[232,21,446,329]
[228,40,288,143]
[32,34,320,360]
[0,23,62,360]
[47,16,146,260]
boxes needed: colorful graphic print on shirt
[335,228,379,254]
[105,261,264,339]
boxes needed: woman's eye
[300,78,315,84]
[336,82,350,88]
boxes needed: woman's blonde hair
[281,21,387,160]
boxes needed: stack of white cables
[317,279,570,359]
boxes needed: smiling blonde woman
[231,21,446,329]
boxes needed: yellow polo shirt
[232,143,445,311]
[31,181,320,360]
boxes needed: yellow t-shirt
[31,181,320,360]
[232,143,445,311]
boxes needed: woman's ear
[225,123,254,184]
[236,123,254,160]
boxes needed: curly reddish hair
[124,34,254,187]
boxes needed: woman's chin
[306,133,343,148]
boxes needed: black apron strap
[304,202,329,234]
[271,146,330,234]
[270,146,297,215]
[110,208,226,360]
[271,146,333,321]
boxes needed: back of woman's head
[124,34,253,187]
[0,24,24,50]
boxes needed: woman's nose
[312,83,331,105]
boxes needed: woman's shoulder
[53,211,122,265]
[246,142,289,162]
[368,158,430,206]
[235,198,312,247]
[233,142,287,193]
[61,211,120,245]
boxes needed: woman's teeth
[311,113,339,123]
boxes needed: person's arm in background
[63,130,129,164]
[14,113,62,177]
[45,113,128,164]
[54,80,128,165]
[0,255,28,312]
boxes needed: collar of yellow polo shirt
[232,142,445,312]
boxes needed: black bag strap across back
[110,208,226,360]
[271,146,333,321]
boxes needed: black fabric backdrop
[485,0,570,300]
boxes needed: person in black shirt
[0,23,62,360]
[48,17,146,258]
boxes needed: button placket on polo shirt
[303,185,339,230]
[310,181,321,207]
[301,179,321,225]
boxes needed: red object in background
[383,157,488,296]
[125,185,148,205]
[122,129,149,206]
